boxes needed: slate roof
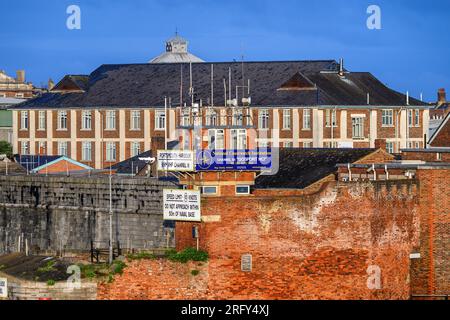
[14,155,63,171]
[255,148,376,189]
[11,60,426,110]
[109,150,153,175]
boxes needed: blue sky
[1,0,449,102]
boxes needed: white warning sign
[163,189,201,222]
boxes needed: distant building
[0,69,35,99]
[429,88,449,138]
[0,97,25,144]
[9,36,430,169]
[149,33,204,64]
[14,154,93,174]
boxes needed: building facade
[0,70,34,99]
[10,59,430,169]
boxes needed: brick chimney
[438,88,446,104]
[375,139,387,151]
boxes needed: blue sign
[195,149,272,171]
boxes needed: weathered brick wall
[402,151,450,162]
[410,168,450,296]
[100,180,421,300]
[98,260,209,300]
[0,175,176,254]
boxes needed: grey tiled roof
[11,60,426,109]
[255,148,375,189]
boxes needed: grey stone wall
[0,175,177,254]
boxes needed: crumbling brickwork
[100,180,422,300]
[410,168,450,296]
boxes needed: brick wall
[100,180,421,300]
[410,168,450,296]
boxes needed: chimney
[48,78,55,91]
[438,88,446,104]
[375,139,387,152]
[16,70,25,83]
[338,58,344,76]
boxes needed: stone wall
[1,271,97,300]
[0,175,177,254]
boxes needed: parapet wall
[0,175,176,254]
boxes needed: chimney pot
[438,88,446,103]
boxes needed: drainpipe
[347,163,352,182]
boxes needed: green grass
[37,260,57,273]
[46,279,56,286]
[127,252,156,261]
[165,248,209,263]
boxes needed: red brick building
[11,58,430,169]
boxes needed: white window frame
[258,109,269,129]
[20,111,28,130]
[21,141,29,155]
[155,110,166,130]
[282,109,291,130]
[325,109,337,127]
[232,109,244,126]
[258,140,270,149]
[81,110,92,130]
[382,109,394,127]
[105,110,116,130]
[106,142,117,162]
[180,109,190,127]
[202,186,218,195]
[408,110,413,127]
[130,110,141,130]
[38,111,46,130]
[82,141,92,161]
[58,141,68,156]
[352,117,364,139]
[414,109,420,127]
[58,110,68,130]
[38,141,46,154]
[236,185,251,195]
[284,141,293,148]
[386,142,394,154]
[303,109,311,130]
[231,129,247,150]
[208,129,225,150]
[303,141,312,148]
[206,109,217,126]
[131,142,141,157]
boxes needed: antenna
[223,78,227,108]
[189,62,194,106]
[179,64,183,107]
[211,64,214,107]
[228,67,232,104]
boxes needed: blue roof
[15,155,63,171]
[14,155,93,173]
